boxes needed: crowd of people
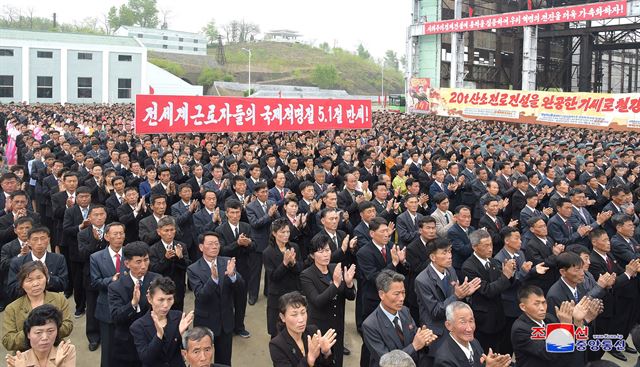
[1,103,640,367]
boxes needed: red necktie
[381,247,387,262]
[606,256,613,272]
[115,253,121,273]
[280,190,284,199]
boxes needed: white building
[115,26,207,55]
[263,29,302,43]
[0,28,202,104]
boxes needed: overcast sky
[2,0,411,59]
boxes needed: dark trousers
[232,277,248,332]
[214,331,233,366]
[86,288,100,344]
[360,298,378,367]
[99,321,113,367]
[501,316,517,356]
[476,329,502,354]
[71,261,85,312]
[247,251,262,300]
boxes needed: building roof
[265,29,301,35]
[117,25,205,38]
[0,28,141,47]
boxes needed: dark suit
[362,305,423,367]
[263,242,303,336]
[405,237,432,322]
[524,236,560,294]
[300,263,356,367]
[267,186,290,208]
[509,189,527,221]
[117,203,148,244]
[477,214,506,254]
[568,207,598,247]
[246,199,280,299]
[447,224,475,276]
[396,211,423,248]
[371,198,396,223]
[129,310,186,367]
[149,240,191,311]
[7,251,67,301]
[462,254,512,353]
[51,190,72,294]
[610,234,640,267]
[269,325,334,367]
[81,226,110,348]
[511,312,568,367]
[62,204,90,314]
[433,332,485,367]
[104,193,124,223]
[170,200,198,254]
[337,189,363,227]
[138,215,162,245]
[151,183,179,207]
[414,264,459,338]
[547,214,582,246]
[187,257,243,366]
[109,272,159,366]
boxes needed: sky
[1,0,412,59]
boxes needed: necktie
[392,316,405,343]
[234,226,239,239]
[574,290,579,303]
[381,246,387,262]
[580,208,588,223]
[606,256,613,272]
[484,261,491,271]
[97,228,103,240]
[444,213,450,224]
[468,350,474,365]
[262,203,267,212]
[442,274,451,295]
[332,235,339,249]
[280,190,285,199]
[82,208,88,220]
[115,253,121,273]
[495,219,501,229]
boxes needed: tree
[238,20,259,43]
[311,64,339,89]
[202,19,219,45]
[356,43,371,60]
[222,20,240,43]
[319,42,330,53]
[384,50,399,70]
[198,67,233,91]
[128,0,159,28]
[400,55,407,72]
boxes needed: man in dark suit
[525,217,564,294]
[187,232,244,366]
[405,216,438,322]
[312,208,354,266]
[41,160,64,234]
[508,176,530,221]
[51,171,78,297]
[117,187,149,244]
[496,163,515,198]
[434,301,512,366]
[395,194,423,248]
[215,199,253,338]
[245,182,280,304]
[80,204,110,351]
[151,167,179,207]
[139,194,169,245]
[511,285,599,367]
[337,173,364,227]
[603,186,632,236]
[371,181,398,223]
[0,217,33,311]
[478,196,514,253]
[447,205,475,278]
[7,226,68,301]
[186,164,206,203]
[0,190,40,245]
[267,171,291,209]
[568,188,612,248]
[181,326,230,367]
[462,228,515,353]
[108,241,159,367]
[610,214,640,267]
[519,192,552,245]
[149,216,191,311]
[260,154,278,188]
[547,198,592,246]
[356,217,408,367]
[62,186,93,318]
[90,222,128,365]
[170,183,200,255]
[362,269,437,367]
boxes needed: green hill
[150,41,404,95]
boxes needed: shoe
[609,350,627,361]
[88,342,99,352]
[74,310,85,318]
[235,329,251,338]
[248,297,257,305]
[343,347,351,356]
[626,345,637,354]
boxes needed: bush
[149,58,185,78]
[311,64,339,89]
[198,68,234,89]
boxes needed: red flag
[527,0,532,10]
[469,6,473,17]
[149,86,155,94]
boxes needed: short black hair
[123,241,149,260]
[556,252,583,271]
[426,238,451,257]
[309,234,333,254]
[23,304,63,349]
[149,276,176,297]
[517,284,545,303]
[369,217,388,232]
[198,231,220,245]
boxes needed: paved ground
[1,285,637,366]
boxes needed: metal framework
[410,0,640,93]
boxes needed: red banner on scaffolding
[135,95,372,134]
[423,0,627,35]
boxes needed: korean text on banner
[135,95,372,134]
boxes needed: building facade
[115,26,207,55]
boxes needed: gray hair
[445,301,473,322]
[314,168,325,177]
[181,326,214,350]
[379,350,416,367]
[376,269,405,292]
[157,216,176,229]
[469,228,491,247]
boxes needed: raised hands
[332,263,343,288]
[453,277,482,299]
[343,264,356,288]
[282,248,297,267]
[481,348,512,367]
[179,311,195,335]
[390,244,406,266]
[411,325,438,351]
[225,257,236,277]
[151,310,165,339]
[131,280,141,308]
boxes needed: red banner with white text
[422,0,627,35]
[135,95,372,134]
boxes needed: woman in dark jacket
[263,218,303,337]
[269,291,336,367]
[300,235,356,367]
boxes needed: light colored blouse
[12,344,76,367]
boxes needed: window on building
[118,78,131,99]
[163,36,168,40]
[179,46,183,50]
[138,33,143,38]
[193,39,198,44]
[179,37,184,42]
[78,52,93,60]
[0,49,14,57]
[37,76,53,98]
[37,51,53,59]
[193,47,198,52]
[0,75,13,98]
[162,45,168,49]
[118,55,132,62]
[77,77,92,98]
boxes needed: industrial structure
[406,0,640,93]
[115,25,207,55]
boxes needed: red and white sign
[423,0,627,35]
[135,95,372,134]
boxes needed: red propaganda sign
[135,95,372,134]
[422,0,627,35]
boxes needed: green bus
[387,94,406,113]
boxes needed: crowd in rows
[1,103,640,367]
